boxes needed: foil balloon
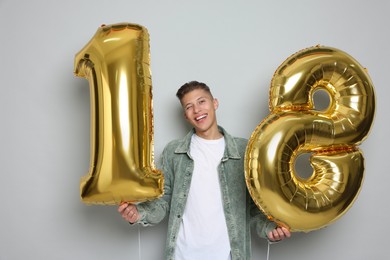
[245,46,375,232]
[74,23,164,205]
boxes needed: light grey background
[1,0,388,259]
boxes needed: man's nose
[193,104,200,113]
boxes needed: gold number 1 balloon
[245,46,375,232]
[74,23,164,205]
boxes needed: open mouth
[195,114,207,121]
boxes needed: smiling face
[180,88,221,139]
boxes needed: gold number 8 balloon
[245,46,375,232]
[74,23,164,204]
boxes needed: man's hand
[267,226,291,242]
[118,202,140,223]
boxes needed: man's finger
[281,227,291,237]
[118,203,128,212]
[267,231,275,241]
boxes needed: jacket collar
[174,126,242,160]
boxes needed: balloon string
[266,241,270,260]
[138,225,142,260]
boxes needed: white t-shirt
[174,134,231,260]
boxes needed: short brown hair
[176,81,213,101]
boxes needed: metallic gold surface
[245,46,375,232]
[74,23,164,205]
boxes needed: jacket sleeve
[135,146,173,226]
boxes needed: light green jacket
[136,126,276,259]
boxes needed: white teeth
[196,115,207,121]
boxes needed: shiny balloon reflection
[245,46,375,232]
[74,23,164,205]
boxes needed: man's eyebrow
[183,96,207,108]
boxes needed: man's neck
[195,126,223,140]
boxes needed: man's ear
[213,98,219,110]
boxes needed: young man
[118,81,290,259]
